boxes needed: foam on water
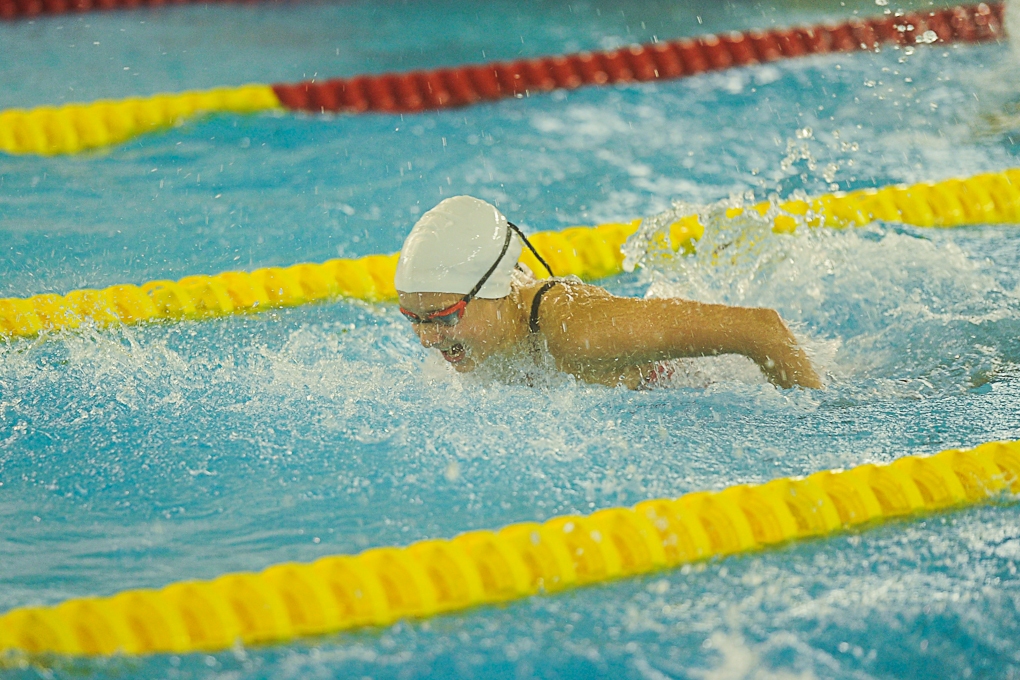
[623,196,1020,400]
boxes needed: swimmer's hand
[743,309,822,389]
[539,286,822,389]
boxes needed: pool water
[2,0,1020,678]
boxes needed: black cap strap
[508,222,555,278]
[465,221,557,302]
[466,221,514,300]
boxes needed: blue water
[2,0,1020,678]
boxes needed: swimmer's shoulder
[521,276,606,306]
[522,277,611,338]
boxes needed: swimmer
[395,195,822,390]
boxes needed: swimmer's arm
[542,292,822,389]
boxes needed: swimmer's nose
[414,324,444,347]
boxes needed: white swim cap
[394,195,522,299]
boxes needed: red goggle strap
[399,299,467,323]
[427,300,467,320]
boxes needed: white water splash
[622,195,1020,392]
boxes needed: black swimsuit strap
[529,280,560,334]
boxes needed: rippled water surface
[2,0,1020,678]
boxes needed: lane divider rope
[1,439,1017,657]
[1,0,234,21]
[0,3,1004,156]
[2,168,1019,340]
[0,85,281,156]
[271,3,1003,115]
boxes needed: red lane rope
[271,2,1005,115]
[0,0,252,21]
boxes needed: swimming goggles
[399,222,554,327]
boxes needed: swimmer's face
[397,291,508,372]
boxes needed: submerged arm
[540,286,822,389]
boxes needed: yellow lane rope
[0,85,281,156]
[2,168,1019,340]
[1,440,1017,657]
